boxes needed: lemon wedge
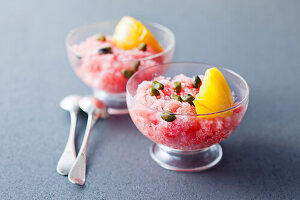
[193,67,234,118]
[112,16,163,52]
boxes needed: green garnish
[131,61,140,72]
[181,94,195,106]
[170,94,182,102]
[98,46,112,54]
[138,43,147,51]
[192,75,201,88]
[96,33,106,41]
[122,69,134,79]
[172,81,182,93]
[160,111,176,122]
[149,88,160,96]
[151,81,164,90]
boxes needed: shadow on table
[193,138,300,197]
[74,112,134,176]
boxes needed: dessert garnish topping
[149,88,160,96]
[192,75,201,88]
[160,111,176,122]
[98,46,112,54]
[121,69,134,78]
[131,61,140,72]
[138,43,147,51]
[172,81,182,93]
[193,67,234,118]
[96,33,106,41]
[112,16,163,51]
[151,81,164,90]
[170,94,182,102]
[182,94,195,106]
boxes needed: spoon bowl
[79,96,109,118]
[60,95,82,111]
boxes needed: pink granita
[128,74,247,150]
[72,35,163,93]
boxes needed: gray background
[0,0,299,199]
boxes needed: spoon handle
[57,110,78,175]
[68,113,97,185]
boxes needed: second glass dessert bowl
[126,62,249,171]
[66,20,175,114]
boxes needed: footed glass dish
[126,62,249,171]
[66,21,175,114]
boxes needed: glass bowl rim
[65,20,175,62]
[126,61,250,116]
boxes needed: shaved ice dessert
[127,68,247,150]
[69,16,173,94]
[73,35,162,93]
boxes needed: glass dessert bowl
[126,62,249,171]
[66,17,175,114]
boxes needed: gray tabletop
[1,0,299,199]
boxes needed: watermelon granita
[127,74,247,151]
[72,35,162,93]
[67,16,175,95]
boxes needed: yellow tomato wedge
[193,67,234,118]
[112,16,163,52]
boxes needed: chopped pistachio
[160,111,176,122]
[181,94,195,106]
[192,75,201,88]
[96,33,106,41]
[122,69,134,78]
[98,46,112,54]
[170,94,182,102]
[149,88,160,96]
[131,61,140,72]
[172,81,182,93]
[151,81,164,90]
[138,43,147,51]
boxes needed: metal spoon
[68,96,109,185]
[57,95,81,175]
